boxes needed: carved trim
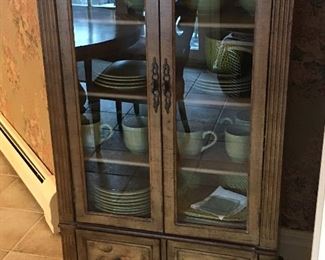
[260,0,295,250]
[60,224,78,260]
[37,0,75,223]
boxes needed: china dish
[94,60,146,90]
[194,71,251,97]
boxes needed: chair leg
[178,100,190,132]
[134,103,140,115]
[116,101,123,130]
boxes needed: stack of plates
[94,173,150,216]
[94,60,146,90]
[194,71,251,97]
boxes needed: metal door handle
[162,59,171,113]
[151,57,160,113]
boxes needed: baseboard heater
[0,113,59,233]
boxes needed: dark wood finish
[162,0,272,245]
[259,0,295,250]
[258,255,278,260]
[76,229,160,259]
[37,0,75,224]
[55,0,164,232]
[37,0,294,258]
[59,224,78,260]
[168,240,257,260]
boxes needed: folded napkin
[191,186,247,220]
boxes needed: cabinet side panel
[60,224,78,260]
[37,0,75,223]
[260,0,295,250]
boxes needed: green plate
[96,203,150,215]
[95,185,150,197]
[95,200,149,212]
[99,60,146,79]
[95,77,146,86]
[94,81,146,90]
[94,192,149,206]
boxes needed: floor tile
[14,218,62,258]
[0,208,42,250]
[3,252,61,260]
[0,179,42,212]
[0,176,17,194]
[0,250,8,260]
[0,154,16,176]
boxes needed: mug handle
[100,124,114,144]
[220,117,234,126]
[201,131,217,152]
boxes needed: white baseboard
[0,113,59,233]
[279,227,313,260]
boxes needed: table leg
[84,60,100,123]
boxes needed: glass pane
[175,0,255,229]
[71,1,150,218]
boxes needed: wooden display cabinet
[37,0,294,259]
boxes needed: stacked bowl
[194,71,251,97]
[94,60,146,91]
[203,31,253,97]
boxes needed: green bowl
[205,31,252,75]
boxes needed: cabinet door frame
[168,240,258,260]
[52,0,164,232]
[76,229,161,259]
[160,0,273,244]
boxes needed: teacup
[220,110,251,128]
[81,122,113,148]
[225,125,250,163]
[122,116,148,153]
[177,130,217,156]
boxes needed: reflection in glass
[72,1,150,218]
[175,0,255,229]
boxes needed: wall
[0,0,55,174]
[281,0,325,231]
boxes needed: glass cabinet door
[69,0,163,231]
[161,0,272,243]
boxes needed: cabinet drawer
[76,230,160,260]
[168,241,257,260]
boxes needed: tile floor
[0,153,63,260]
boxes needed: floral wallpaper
[281,0,325,231]
[0,0,55,174]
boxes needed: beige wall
[0,0,54,174]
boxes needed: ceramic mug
[81,122,113,148]
[122,116,148,153]
[225,125,250,163]
[220,110,251,128]
[177,130,217,156]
